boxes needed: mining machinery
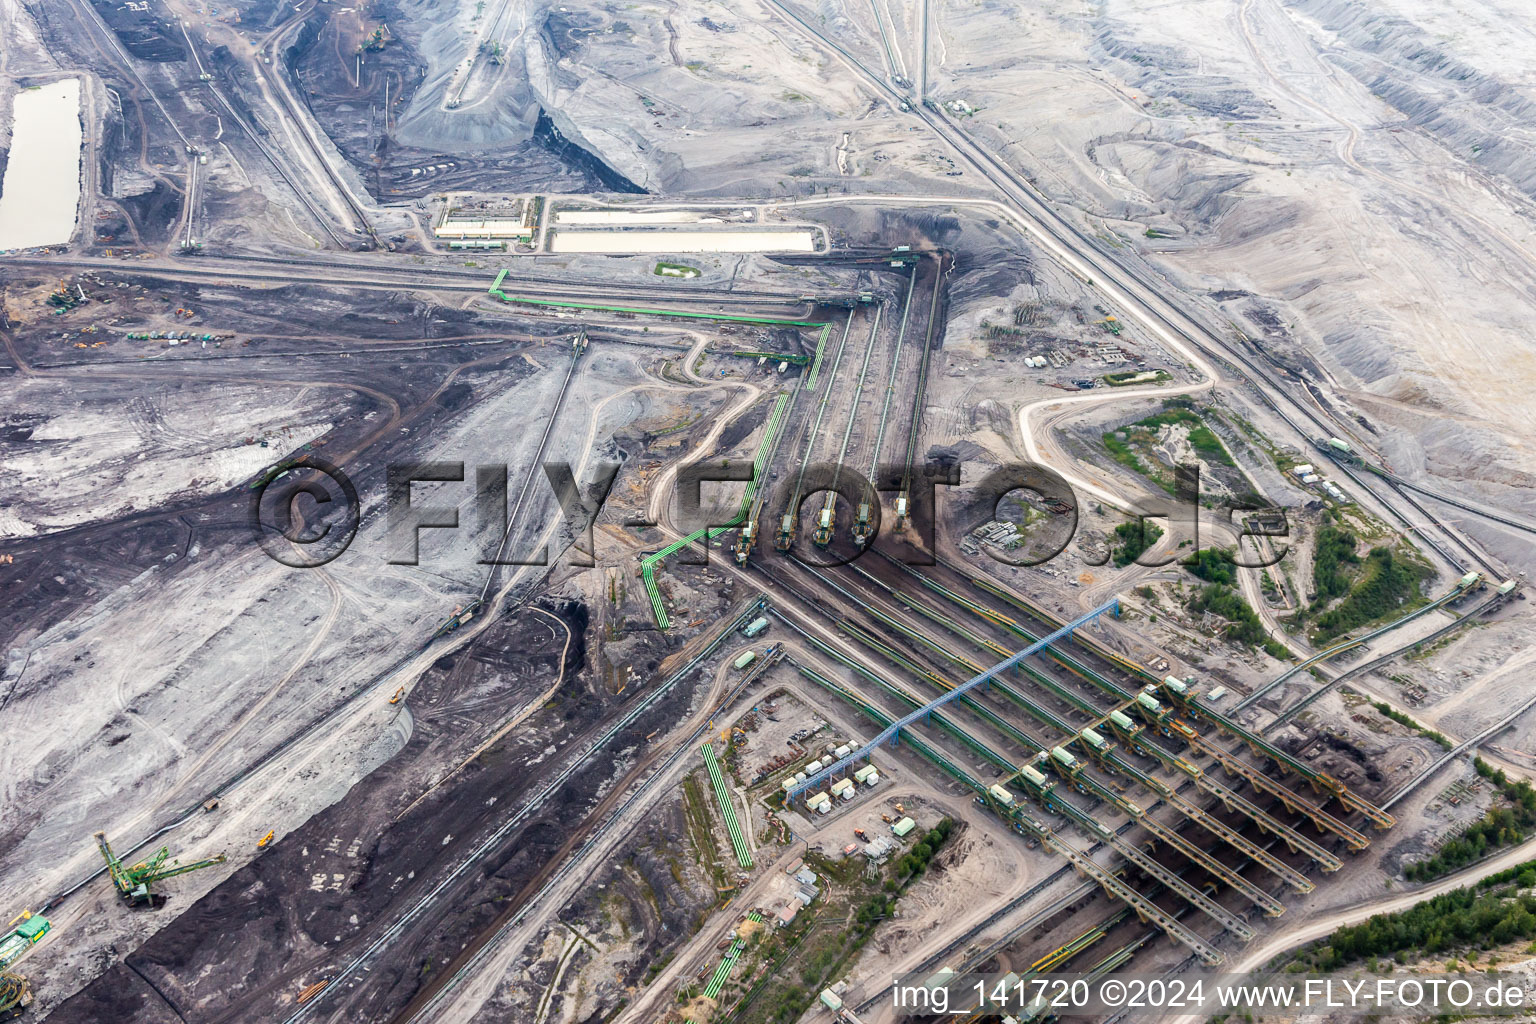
[851,501,874,547]
[811,505,836,547]
[94,832,228,908]
[0,972,30,1020]
[734,518,756,566]
[431,599,483,640]
[0,912,48,1020]
[774,512,796,552]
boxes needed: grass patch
[650,413,701,437]
[654,261,700,278]
[1103,368,1172,387]
[1260,568,1282,601]
[1102,435,1150,477]
[681,772,727,892]
[1186,423,1236,467]
[1100,401,1236,494]
[1137,406,1236,467]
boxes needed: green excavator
[93,832,227,909]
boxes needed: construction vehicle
[388,686,406,704]
[93,832,228,908]
[0,914,48,976]
[257,830,275,848]
[46,280,83,313]
[0,914,46,1018]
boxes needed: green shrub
[1312,525,1360,601]
[1309,868,1536,969]
[1188,584,1267,646]
[1112,520,1163,566]
[1185,547,1236,586]
[1313,547,1429,641]
[1405,762,1536,881]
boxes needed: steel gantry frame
[785,651,1225,967]
[832,606,1289,917]
[867,601,1315,891]
[905,563,1395,837]
[850,566,1345,870]
[786,597,1120,801]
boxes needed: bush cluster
[1405,759,1536,881]
[1313,547,1428,641]
[1311,525,1360,602]
[1112,520,1163,566]
[896,818,956,879]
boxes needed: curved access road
[1152,833,1536,1024]
[1242,833,1536,970]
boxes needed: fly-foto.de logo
[248,457,1292,571]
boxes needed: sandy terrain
[7,0,1536,1019]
